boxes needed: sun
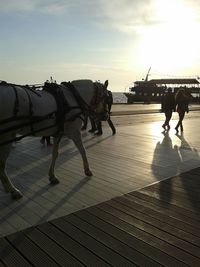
[133,0,200,74]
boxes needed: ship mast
[145,67,151,82]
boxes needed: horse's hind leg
[71,130,93,176]
[49,136,61,184]
[0,158,23,199]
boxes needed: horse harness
[0,80,107,145]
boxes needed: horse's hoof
[49,176,60,185]
[11,189,23,200]
[85,169,93,176]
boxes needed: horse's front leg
[49,136,61,184]
[0,159,23,199]
[71,130,93,176]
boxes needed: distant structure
[124,69,200,104]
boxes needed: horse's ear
[104,80,109,89]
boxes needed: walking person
[88,116,97,132]
[95,82,116,135]
[174,89,189,132]
[107,89,113,114]
[161,88,175,131]
[81,112,97,133]
[81,113,88,131]
[40,136,52,146]
[95,115,116,135]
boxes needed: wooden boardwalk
[1,167,200,266]
[1,111,200,266]
[1,114,200,237]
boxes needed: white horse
[0,79,108,199]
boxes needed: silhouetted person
[81,113,88,131]
[95,116,116,135]
[161,88,175,130]
[107,89,113,113]
[81,111,98,133]
[88,116,97,133]
[40,136,52,146]
[174,89,189,132]
[95,83,116,135]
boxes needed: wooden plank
[165,178,200,192]
[98,202,200,257]
[64,213,160,267]
[130,191,200,228]
[87,205,200,266]
[51,218,134,267]
[136,188,200,221]
[119,194,200,237]
[23,228,84,266]
[69,210,186,267]
[166,172,200,188]
[37,222,110,266]
[142,184,200,213]
[6,232,58,267]
[110,197,200,245]
[0,238,32,267]
[162,180,200,195]
[145,179,200,202]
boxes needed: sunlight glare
[149,122,164,137]
[133,0,200,73]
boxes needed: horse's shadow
[8,132,109,175]
[37,175,92,223]
[0,175,92,225]
[0,174,92,258]
[8,133,110,184]
[1,133,112,224]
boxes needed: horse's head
[61,80,109,121]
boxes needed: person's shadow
[151,131,181,205]
[175,132,200,213]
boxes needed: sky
[1,0,200,92]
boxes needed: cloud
[0,0,35,12]
[99,0,155,31]
[99,0,200,33]
[1,0,199,33]
[0,0,104,16]
[0,0,75,14]
[0,0,156,24]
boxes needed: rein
[61,81,96,121]
[62,81,108,121]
